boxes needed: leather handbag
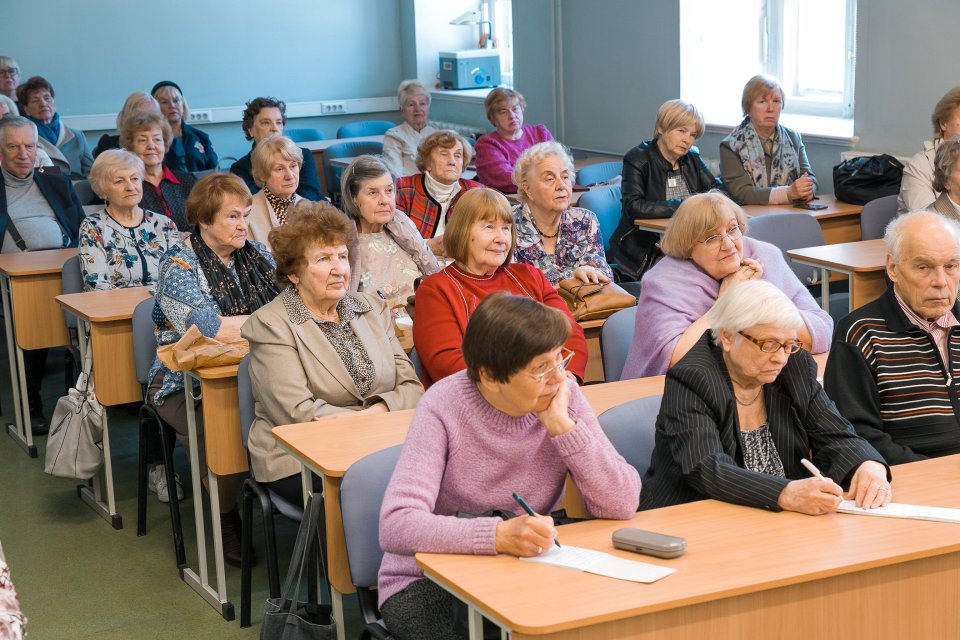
[557,278,637,322]
[44,346,105,480]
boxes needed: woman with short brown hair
[474,87,554,192]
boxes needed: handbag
[261,494,336,640]
[557,278,637,322]
[832,154,905,205]
[611,227,663,282]
[44,345,105,480]
[156,324,249,372]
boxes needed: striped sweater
[824,286,960,464]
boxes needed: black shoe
[29,401,49,436]
[221,508,255,568]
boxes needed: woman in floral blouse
[511,141,613,285]
[78,149,181,290]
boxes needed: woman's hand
[846,461,891,509]
[788,172,815,202]
[426,235,445,257]
[571,266,610,285]
[537,379,576,436]
[777,477,843,515]
[718,258,763,297]
[356,402,389,416]
[495,514,557,557]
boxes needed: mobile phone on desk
[793,202,828,210]
[612,528,686,559]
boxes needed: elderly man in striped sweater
[825,210,960,464]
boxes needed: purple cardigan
[621,237,833,379]
[474,123,554,192]
[377,371,641,607]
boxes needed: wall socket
[188,110,213,123]
[321,102,346,114]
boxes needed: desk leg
[1,272,34,457]
[181,375,235,620]
[467,607,484,640]
[820,268,831,315]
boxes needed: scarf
[29,112,61,146]
[424,171,461,233]
[190,231,281,316]
[727,116,800,188]
[263,187,296,225]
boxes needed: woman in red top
[413,188,587,387]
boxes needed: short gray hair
[340,154,392,221]
[251,134,303,187]
[398,79,431,107]
[512,141,576,204]
[707,280,803,345]
[933,134,960,192]
[88,149,145,200]
[885,209,960,263]
[0,115,37,147]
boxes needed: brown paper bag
[156,325,249,372]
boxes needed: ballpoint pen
[800,457,826,481]
[512,491,561,548]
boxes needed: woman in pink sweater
[378,293,641,639]
[474,87,554,192]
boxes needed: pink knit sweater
[376,371,641,607]
[474,124,554,192]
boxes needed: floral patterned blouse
[78,208,182,291]
[512,204,614,285]
[357,232,421,316]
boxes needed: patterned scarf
[28,112,61,146]
[727,116,800,188]
[263,187,296,225]
[190,232,281,316]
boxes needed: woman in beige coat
[246,135,304,249]
[242,200,424,503]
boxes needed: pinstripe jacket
[824,286,960,465]
[640,332,885,511]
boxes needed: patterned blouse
[78,208,182,291]
[740,423,786,477]
[281,287,376,397]
[512,204,614,285]
[148,240,275,405]
[357,232,421,314]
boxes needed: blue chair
[322,141,385,200]
[408,347,423,382]
[597,395,661,478]
[859,194,898,240]
[577,161,623,187]
[336,120,395,139]
[286,128,326,143]
[341,445,402,640]
[600,306,637,382]
[72,179,103,206]
[578,185,622,255]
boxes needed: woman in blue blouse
[511,141,613,285]
[147,172,280,566]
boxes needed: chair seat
[267,487,304,521]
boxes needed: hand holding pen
[493,492,560,557]
[776,458,844,515]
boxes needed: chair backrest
[597,395,661,477]
[745,213,825,284]
[577,161,623,187]
[285,128,325,143]
[322,141,386,199]
[72,179,102,206]
[578,185,622,255]
[408,347,424,382]
[61,256,83,329]
[237,355,255,446]
[340,445,403,589]
[336,121,394,139]
[859,194,899,240]
[191,169,215,181]
[600,306,637,382]
[131,297,158,386]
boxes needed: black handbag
[611,227,663,282]
[260,495,336,640]
[832,154,905,205]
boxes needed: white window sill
[704,112,856,146]
[430,88,495,104]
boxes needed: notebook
[838,500,960,524]
[520,545,675,583]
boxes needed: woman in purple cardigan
[378,294,640,639]
[621,191,832,379]
[474,87,554,192]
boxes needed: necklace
[734,386,763,406]
[530,210,560,239]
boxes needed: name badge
[667,177,678,188]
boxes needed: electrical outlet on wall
[188,110,213,123]
[321,102,346,114]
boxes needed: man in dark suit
[0,115,84,432]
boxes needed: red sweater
[412,262,588,387]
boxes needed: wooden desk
[580,318,605,383]
[300,136,385,194]
[788,239,886,313]
[418,454,960,639]
[0,248,77,456]
[54,286,153,528]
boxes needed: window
[680,0,856,126]
[485,0,514,86]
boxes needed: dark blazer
[0,169,84,247]
[140,168,197,232]
[640,332,887,511]
[166,124,218,173]
[229,144,323,202]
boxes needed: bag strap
[278,493,325,606]
[5,218,27,252]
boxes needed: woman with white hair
[512,141,613,285]
[78,149,181,290]
[246,135,304,249]
[382,80,437,178]
[640,279,891,513]
[151,80,219,173]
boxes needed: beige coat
[246,190,303,251]
[930,191,960,223]
[242,289,423,482]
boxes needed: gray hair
[0,115,37,147]
[0,94,17,117]
[512,141,576,204]
[707,280,803,345]
[251,134,303,187]
[933,134,960,192]
[88,149,145,200]
[885,209,960,263]
[340,154,392,221]
[398,79,430,107]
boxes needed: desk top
[0,248,77,276]
[743,194,864,220]
[417,454,960,636]
[300,135,385,152]
[56,286,152,322]
[787,238,886,272]
[190,363,240,380]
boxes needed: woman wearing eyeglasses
[621,191,831,379]
[640,280,890,513]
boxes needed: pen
[800,457,826,480]
[512,492,561,548]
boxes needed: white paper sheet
[838,500,960,524]
[520,545,676,583]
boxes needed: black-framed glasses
[527,348,575,384]
[739,331,804,355]
[0,69,18,78]
[700,224,743,249]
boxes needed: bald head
[885,210,960,320]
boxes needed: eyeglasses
[0,69,18,78]
[527,349,574,384]
[739,331,804,355]
[699,224,743,249]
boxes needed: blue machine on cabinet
[439,49,501,90]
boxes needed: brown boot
[220,508,254,568]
